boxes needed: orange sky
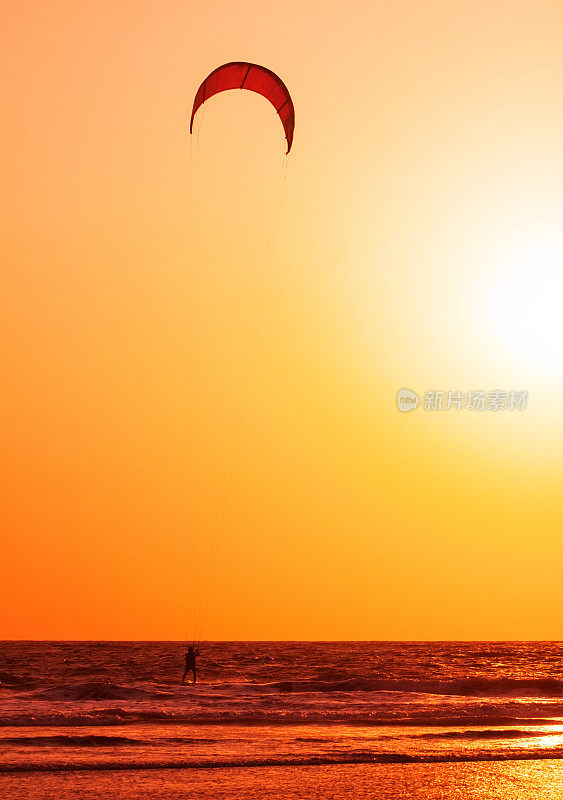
[2,0,563,640]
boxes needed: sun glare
[489,237,563,375]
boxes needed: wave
[255,677,563,698]
[1,734,218,747]
[416,729,552,741]
[29,682,174,702]
[1,708,561,728]
[2,735,148,747]
[0,671,29,689]
[7,675,563,700]
[3,747,563,773]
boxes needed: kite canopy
[190,62,295,153]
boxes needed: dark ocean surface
[1,641,563,798]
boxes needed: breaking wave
[2,735,148,747]
[0,671,29,689]
[1,734,217,747]
[1,707,561,728]
[29,682,173,702]
[3,747,563,773]
[257,677,563,697]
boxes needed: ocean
[1,641,563,798]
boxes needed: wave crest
[30,682,173,702]
[256,676,563,697]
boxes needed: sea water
[1,641,563,798]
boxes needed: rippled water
[1,641,563,797]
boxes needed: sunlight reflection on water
[2,761,563,800]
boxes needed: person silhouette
[182,645,200,684]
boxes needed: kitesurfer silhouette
[182,645,200,684]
